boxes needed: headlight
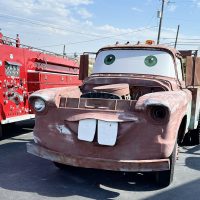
[149,106,169,123]
[33,98,46,112]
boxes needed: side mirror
[79,54,89,80]
[186,56,200,86]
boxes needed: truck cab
[27,42,200,187]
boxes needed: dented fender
[135,90,192,114]
[29,86,81,107]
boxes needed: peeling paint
[33,135,41,144]
[55,125,71,135]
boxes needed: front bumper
[27,143,170,172]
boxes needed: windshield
[93,49,176,78]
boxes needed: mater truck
[27,41,200,186]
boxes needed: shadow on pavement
[0,119,35,140]
[0,127,199,199]
[179,145,200,171]
[143,179,200,200]
[184,145,200,171]
[0,141,166,199]
[181,145,200,155]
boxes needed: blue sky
[0,0,200,56]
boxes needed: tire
[182,116,200,146]
[182,130,197,145]
[155,143,177,187]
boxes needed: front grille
[59,97,136,112]
[80,92,121,100]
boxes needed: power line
[163,42,200,45]
[163,37,200,41]
[37,26,158,48]
[175,44,200,46]
[0,11,157,49]
[175,0,198,2]
[0,12,101,38]
[173,42,200,44]
[0,12,158,47]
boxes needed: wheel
[195,115,200,145]
[155,143,177,187]
[182,115,200,146]
[182,130,198,145]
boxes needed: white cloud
[97,24,132,34]
[131,7,143,12]
[0,0,199,54]
[193,0,200,7]
[77,8,92,19]
[84,20,93,26]
[62,0,93,6]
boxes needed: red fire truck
[0,32,81,137]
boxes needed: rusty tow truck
[27,41,200,186]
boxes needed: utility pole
[157,0,166,44]
[63,44,66,57]
[174,25,180,48]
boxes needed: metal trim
[27,143,170,172]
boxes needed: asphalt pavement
[0,120,200,200]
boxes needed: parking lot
[0,120,200,200]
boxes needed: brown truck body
[27,44,200,186]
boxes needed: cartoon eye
[144,55,157,67]
[104,54,115,65]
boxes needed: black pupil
[108,56,113,62]
[149,58,154,63]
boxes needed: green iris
[104,54,115,65]
[144,55,157,67]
